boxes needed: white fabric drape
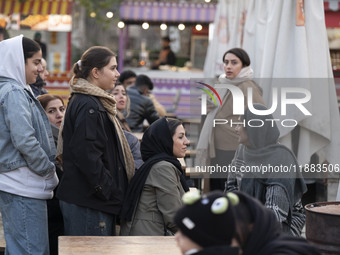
[203,0,248,78]
[242,0,340,200]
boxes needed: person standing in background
[56,46,135,236]
[196,48,264,191]
[110,83,144,170]
[120,70,166,117]
[152,36,176,69]
[38,94,65,255]
[30,58,49,97]
[126,74,160,132]
[34,32,47,59]
[119,70,137,88]
[0,27,9,42]
[0,35,58,255]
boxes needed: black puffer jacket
[126,86,159,132]
[56,93,128,215]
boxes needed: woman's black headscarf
[232,191,320,255]
[120,117,189,221]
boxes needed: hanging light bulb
[142,22,150,30]
[195,24,203,31]
[118,21,125,29]
[106,11,113,19]
[160,23,167,30]
[90,12,96,18]
[178,24,185,30]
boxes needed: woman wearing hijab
[196,48,264,191]
[120,117,190,235]
[56,46,135,236]
[227,103,307,237]
[231,191,320,255]
[0,36,58,254]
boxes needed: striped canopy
[119,1,216,25]
[0,0,72,15]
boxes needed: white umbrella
[242,0,340,200]
[203,0,248,78]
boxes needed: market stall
[0,0,73,103]
[118,0,216,118]
[0,0,73,70]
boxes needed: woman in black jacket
[56,46,135,236]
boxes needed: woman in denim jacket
[0,35,58,255]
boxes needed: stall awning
[0,0,72,15]
[119,1,216,25]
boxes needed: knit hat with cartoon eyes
[174,190,238,248]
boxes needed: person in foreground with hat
[174,190,239,255]
[231,191,321,255]
[174,190,321,255]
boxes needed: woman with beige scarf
[196,48,264,191]
[56,46,134,236]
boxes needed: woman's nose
[37,63,43,72]
[56,110,64,118]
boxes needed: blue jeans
[0,191,49,255]
[59,201,116,236]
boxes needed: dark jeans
[59,201,116,236]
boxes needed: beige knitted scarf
[56,77,135,181]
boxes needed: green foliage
[78,0,122,25]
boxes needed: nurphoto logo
[196,82,312,128]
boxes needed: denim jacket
[0,77,56,176]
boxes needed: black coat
[126,86,159,132]
[56,93,128,215]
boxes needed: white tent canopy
[242,0,340,199]
[204,0,340,199]
[203,0,248,78]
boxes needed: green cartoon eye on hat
[211,197,228,214]
[182,189,201,205]
[226,192,239,206]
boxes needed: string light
[118,21,125,28]
[142,22,150,30]
[160,23,167,30]
[195,24,203,31]
[178,24,185,30]
[106,12,113,19]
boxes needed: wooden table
[58,236,181,255]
